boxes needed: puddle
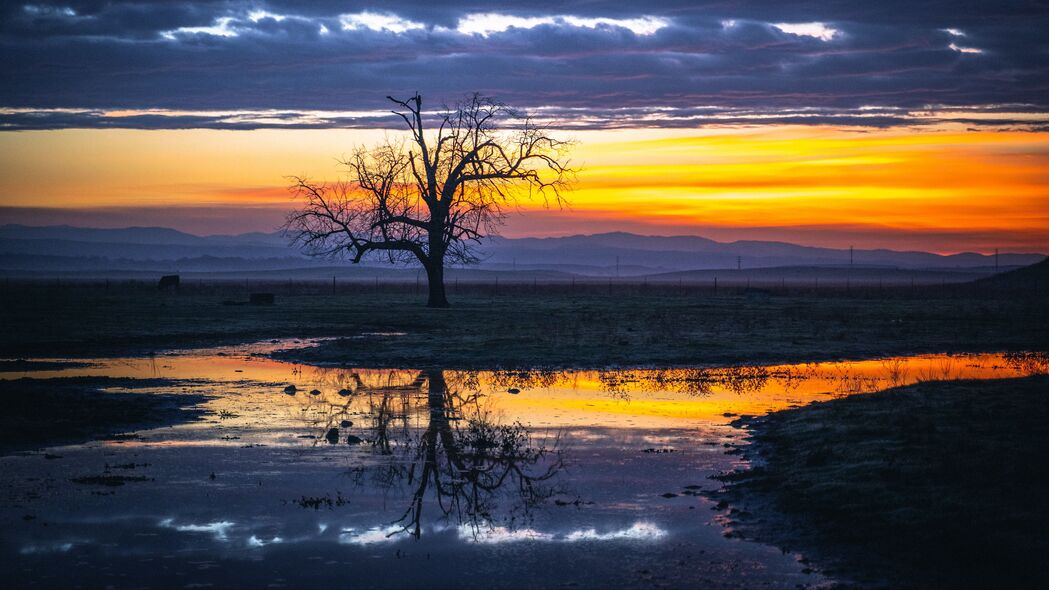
[1,345,1044,588]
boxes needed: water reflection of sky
[1,344,1045,588]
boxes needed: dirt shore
[0,377,211,455]
[708,375,1049,589]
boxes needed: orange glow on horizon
[0,125,1046,253]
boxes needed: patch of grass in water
[70,475,153,487]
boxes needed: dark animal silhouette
[249,293,275,305]
[158,275,179,290]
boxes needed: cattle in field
[158,275,180,290]
[249,292,275,305]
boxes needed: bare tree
[284,93,574,307]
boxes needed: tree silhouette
[284,93,574,307]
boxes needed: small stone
[283,385,297,395]
[309,389,321,396]
[340,420,353,428]
[507,388,521,394]
[325,428,339,444]
[337,389,352,397]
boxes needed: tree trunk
[424,261,449,308]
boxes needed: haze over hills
[479,233,1044,274]
[0,224,1043,279]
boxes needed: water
[1,342,1043,589]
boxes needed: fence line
[0,276,1040,301]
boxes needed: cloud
[339,12,424,34]
[0,1,1045,129]
[948,42,983,54]
[2,103,1047,131]
[455,13,669,37]
[771,22,839,41]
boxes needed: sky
[1,1,1047,253]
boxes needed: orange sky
[0,125,1046,253]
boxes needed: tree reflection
[489,366,799,398]
[1004,352,1049,374]
[305,370,564,540]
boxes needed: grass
[0,283,1045,368]
[710,375,1049,589]
[0,377,211,455]
[3,283,1047,586]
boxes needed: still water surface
[1,342,1043,589]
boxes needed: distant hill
[0,224,1043,277]
[977,258,1049,286]
[0,224,288,247]
[479,233,1043,273]
[0,224,296,261]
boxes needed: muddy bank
[0,359,91,373]
[708,375,1049,589]
[0,377,211,455]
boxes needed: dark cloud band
[1,1,1046,129]
[2,105,1046,131]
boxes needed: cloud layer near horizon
[2,1,1048,130]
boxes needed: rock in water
[346,435,363,445]
[507,388,521,394]
[340,420,353,428]
[309,389,321,396]
[337,388,352,397]
[325,428,339,444]
[283,385,297,395]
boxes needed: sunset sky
[1,1,1047,253]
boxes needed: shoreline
[706,375,1049,589]
[0,377,211,456]
[270,341,1048,372]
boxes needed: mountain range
[0,224,1043,278]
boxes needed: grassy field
[710,375,1049,589]
[0,282,1045,368]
